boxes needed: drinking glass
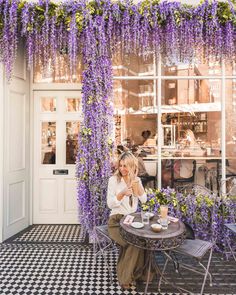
[141,211,150,225]
[160,205,168,219]
[160,217,168,230]
[160,205,168,229]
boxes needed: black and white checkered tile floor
[0,225,235,295]
[5,225,87,244]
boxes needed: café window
[113,54,236,191]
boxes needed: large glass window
[113,79,157,148]
[113,54,235,192]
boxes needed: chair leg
[97,237,114,285]
[158,257,169,292]
[199,248,213,295]
[93,231,99,264]
[227,239,236,262]
[93,231,114,285]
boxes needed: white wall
[0,64,4,242]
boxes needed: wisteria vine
[0,0,236,233]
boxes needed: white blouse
[107,175,147,216]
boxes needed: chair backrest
[140,175,156,188]
[174,160,197,186]
[184,222,195,240]
[220,176,236,196]
[192,160,197,179]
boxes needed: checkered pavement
[0,225,235,295]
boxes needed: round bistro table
[120,212,186,294]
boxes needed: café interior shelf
[171,112,208,138]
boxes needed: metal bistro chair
[220,177,236,262]
[224,223,236,262]
[93,225,117,284]
[172,160,197,191]
[159,184,215,295]
[140,175,157,189]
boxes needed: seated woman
[107,151,148,289]
[162,129,199,187]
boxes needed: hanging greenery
[0,0,236,233]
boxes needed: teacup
[151,224,162,233]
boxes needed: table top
[120,213,186,251]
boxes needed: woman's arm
[132,177,147,203]
[107,177,133,209]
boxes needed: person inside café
[141,130,151,145]
[107,151,149,289]
[162,129,199,187]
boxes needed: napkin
[123,215,135,225]
[168,216,179,223]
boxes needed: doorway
[33,91,81,223]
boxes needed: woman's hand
[117,186,132,201]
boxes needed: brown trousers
[108,214,147,285]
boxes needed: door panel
[64,179,77,212]
[3,40,30,240]
[8,181,25,225]
[39,179,58,212]
[34,91,81,223]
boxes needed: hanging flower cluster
[0,0,236,79]
[1,0,236,232]
[76,11,114,232]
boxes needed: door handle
[53,169,69,175]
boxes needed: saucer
[131,222,144,229]
[157,219,170,225]
[144,212,155,219]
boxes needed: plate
[157,219,170,225]
[145,212,155,219]
[131,222,144,229]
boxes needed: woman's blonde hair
[115,151,138,182]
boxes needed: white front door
[33,91,81,223]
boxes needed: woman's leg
[108,214,146,286]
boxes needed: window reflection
[226,78,236,174]
[66,98,80,112]
[113,80,155,114]
[225,61,236,76]
[161,61,221,76]
[66,121,80,164]
[41,97,56,112]
[112,52,154,76]
[34,53,83,83]
[41,122,56,164]
[161,79,221,105]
